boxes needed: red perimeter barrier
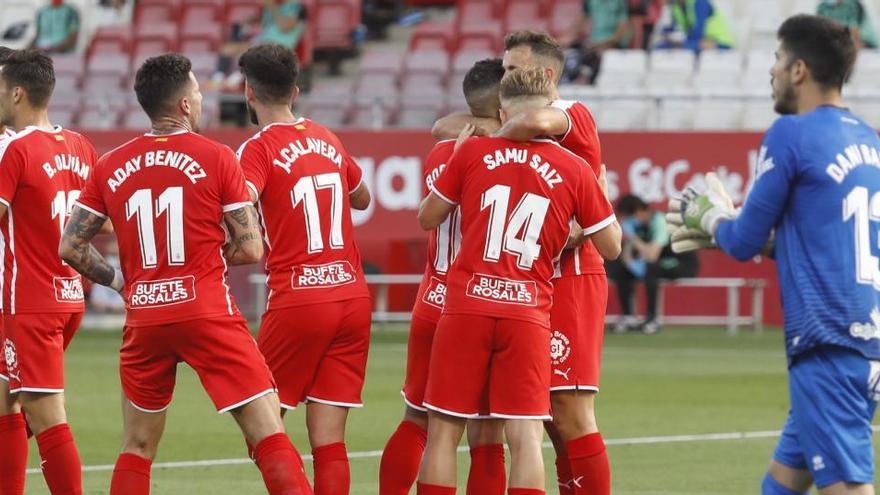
[82,130,781,325]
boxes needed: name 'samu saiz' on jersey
[483,147,564,189]
[272,137,342,173]
[105,150,207,192]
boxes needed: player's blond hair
[499,67,554,102]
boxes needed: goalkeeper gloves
[665,172,737,254]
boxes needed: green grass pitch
[18,325,877,494]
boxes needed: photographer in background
[607,194,699,334]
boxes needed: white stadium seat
[645,49,696,93]
[693,99,743,130]
[596,50,648,90]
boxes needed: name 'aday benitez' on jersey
[483,147,564,189]
[107,150,207,192]
[273,138,342,174]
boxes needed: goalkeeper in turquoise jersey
[669,15,880,495]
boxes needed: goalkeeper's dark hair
[777,14,857,90]
[239,43,299,104]
[134,53,193,120]
[462,58,503,118]
[616,194,648,216]
[0,49,55,108]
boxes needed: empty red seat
[404,50,450,77]
[358,50,405,75]
[225,0,262,25]
[88,53,130,78]
[181,0,223,25]
[457,22,503,52]
[135,22,179,47]
[400,73,445,98]
[349,102,393,129]
[179,21,224,53]
[410,21,453,53]
[121,108,152,130]
[89,27,132,57]
[452,49,496,73]
[52,54,84,76]
[455,0,497,30]
[548,0,582,37]
[395,101,442,129]
[315,1,357,49]
[188,53,219,79]
[77,109,120,130]
[355,73,398,104]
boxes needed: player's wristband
[110,269,124,292]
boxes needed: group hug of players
[0,30,621,495]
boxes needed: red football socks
[417,482,456,495]
[110,453,152,495]
[312,442,350,495]
[507,489,545,495]
[467,444,506,495]
[566,432,611,495]
[0,413,28,495]
[379,420,427,495]
[555,452,575,495]
[254,432,312,495]
[35,423,82,495]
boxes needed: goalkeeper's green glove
[669,225,715,253]
[680,172,737,236]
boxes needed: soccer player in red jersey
[59,54,312,495]
[0,49,96,495]
[235,44,371,495]
[416,68,621,495]
[433,31,614,495]
[379,58,506,495]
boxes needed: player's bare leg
[232,393,312,495]
[504,419,545,490]
[379,406,428,495]
[419,410,467,490]
[465,418,506,495]
[763,460,874,495]
[549,390,609,495]
[108,395,166,495]
[819,484,876,495]
[306,401,351,495]
[0,381,27,495]
[19,391,81,494]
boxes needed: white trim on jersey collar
[144,129,189,137]
[261,118,306,132]
[20,125,62,134]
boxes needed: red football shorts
[257,297,372,410]
[401,315,438,411]
[120,315,276,413]
[2,313,82,393]
[549,274,608,392]
[424,314,551,420]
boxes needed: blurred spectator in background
[628,0,665,49]
[215,0,307,87]
[656,0,733,53]
[32,0,80,53]
[560,0,631,83]
[817,0,878,48]
[607,194,699,334]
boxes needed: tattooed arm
[59,206,122,290]
[222,205,264,265]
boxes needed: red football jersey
[237,119,370,310]
[412,140,461,323]
[551,99,606,277]
[0,126,95,314]
[77,131,251,326]
[431,137,615,327]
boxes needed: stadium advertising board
[84,130,781,324]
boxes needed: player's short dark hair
[616,194,649,216]
[0,47,13,63]
[777,14,857,90]
[134,53,193,120]
[238,43,299,104]
[462,58,503,116]
[504,31,564,67]
[0,49,55,108]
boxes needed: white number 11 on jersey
[126,187,185,268]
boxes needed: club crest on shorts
[550,330,571,365]
[4,338,19,382]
